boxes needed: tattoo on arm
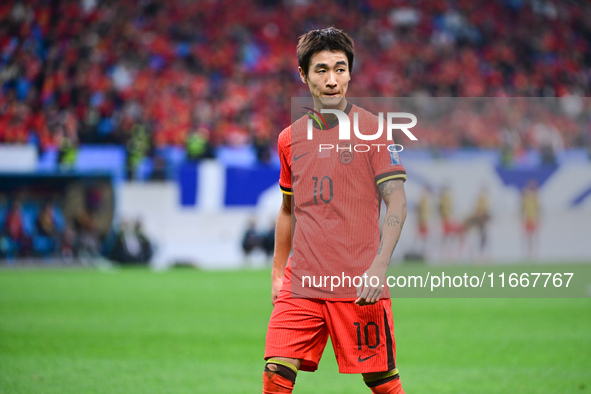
[378,179,403,198]
[376,180,405,257]
[386,214,401,227]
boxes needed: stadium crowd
[0,192,153,263]
[1,0,591,166]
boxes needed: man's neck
[313,98,349,125]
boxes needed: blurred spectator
[36,201,58,237]
[531,114,565,166]
[241,219,261,264]
[73,210,102,262]
[61,225,76,261]
[35,201,61,254]
[126,121,151,179]
[186,127,214,161]
[261,221,275,260]
[240,219,275,265]
[3,199,32,257]
[134,219,153,262]
[109,219,153,264]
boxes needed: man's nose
[326,72,337,88]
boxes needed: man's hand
[271,275,283,306]
[355,261,388,306]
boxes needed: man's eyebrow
[313,61,348,69]
[313,63,328,69]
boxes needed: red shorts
[442,220,462,235]
[264,286,398,374]
[418,223,428,237]
[524,220,538,234]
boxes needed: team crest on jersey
[389,146,402,166]
[339,142,353,164]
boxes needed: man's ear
[298,66,307,84]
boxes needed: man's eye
[318,70,326,73]
[337,69,345,72]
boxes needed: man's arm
[355,179,407,306]
[271,193,292,305]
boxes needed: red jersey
[278,102,407,298]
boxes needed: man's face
[299,50,351,108]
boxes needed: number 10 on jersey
[312,176,333,204]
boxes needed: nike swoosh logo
[358,354,377,363]
[293,152,309,161]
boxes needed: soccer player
[415,186,431,259]
[521,179,540,260]
[263,28,407,393]
[438,186,460,260]
[464,186,491,262]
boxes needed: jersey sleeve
[370,134,407,186]
[278,127,292,195]
[356,107,406,185]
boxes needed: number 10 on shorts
[354,322,380,350]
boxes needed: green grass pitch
[0,267,590,393]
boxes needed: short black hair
[297,27,354,77]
